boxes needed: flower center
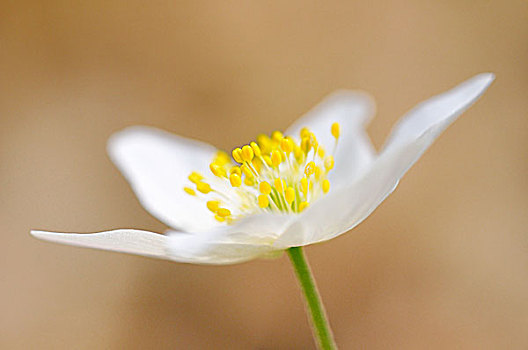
[183,122,340,223]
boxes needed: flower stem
[287,246,337,350]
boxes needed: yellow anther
[309,132,318,148]
[196,182,211,194]
[285,187,295,204]
[206,200,220,213]
[250,142,262,157]
[188,171,203,184]
[301,137,311,153]
[280,138,294,154]
[300,177,308,195]
[244,177,254,186]
[217,208,231,217]
[229,173,242,187]
[322,179,330,193]
[241,145,254,162]
[324,156,335,171]
[274,178,284,193]
[272,130,284,142]
[304,161,316,176]
[300,127,310,139]
[252,158,262,173]
[271,150,282,167]
[299,201,309,212]
[259,181,272,195]
[232,148,243,163]
[294,151,305,165]
[214,151,230,165]
[263,155,273,167]
[183,187,196,196]
[318,147,325,158]
[230,166,241,176]
[314,166,322,181]
[241,164,254,178]
[258,195,269,208]
[331,122,340,139]
[210,163,226,177]
[214,215,225,222]
[293,144,302,158]
[257,134,272,153]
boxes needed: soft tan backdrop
[1,1,527,349]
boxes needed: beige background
[1,1,527,349]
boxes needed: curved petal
[167,212,294,264]
[31,212,292,265]
[31,229,170,260]
[383,73,495,151]
[276,73,495,247]
[285,91,377,188]
[108,126,223,232]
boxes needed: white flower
[32,74,494,264]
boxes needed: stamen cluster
[183,123,340,223]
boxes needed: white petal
[167,212,293,264]
[31,213,292,265]
[285,91,377,188]
[31,229,170,260]
[383,73,495,151]
[108,126,222,232]
[276,74,495,247]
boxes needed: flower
[32,74,494,264]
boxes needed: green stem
[287,247,337,350]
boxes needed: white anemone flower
[32,74,494,265]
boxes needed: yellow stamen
[314,166,322,181]
[280,138,293,154]
[214,151,230,165]
[230,166,241,176]
[300,127,310,139]
[241,145,254,162]
[309,132,318,149]
[210,163,226,177]
[271,150,282,167]
[196,182,211,194]
[263,155,273,167]
[301,137,311,153]
[324,156,334,171]
[252,158,262,173]
[322,179,330,193]
[188,172,203,184]
[229,173,242,187]
[257,134,272,153]
[241,164,254,178]
[258,195,269,208]
[185,120,340,223]
[250,142,262,157]
[285,187,295,204]
[217,208,231,217]
[331,122,340,139]
[300,177,308,195]
[232,148,243,163]
[272,130,283,142]
[305,161,316,176]
[259,181,272,195]
[184,187,196,196]
[274,178,284,193]
[206,200,220,213]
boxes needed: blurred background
[1,1,527,349]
